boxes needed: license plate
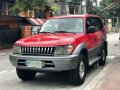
[26,60,42,68]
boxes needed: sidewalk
[84,57,120,90]
[101,57,120,90]
[0,52,6,56]
[0,48,12,56]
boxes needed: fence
[0,28,21,49]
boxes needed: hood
[16,33,83,47]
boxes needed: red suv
[9,14,108,85]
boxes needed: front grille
[21,47,55,56]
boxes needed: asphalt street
[0,32,120,90]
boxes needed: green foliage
[58,0,83,3]
[100,0,120,18]
[102,0,113,6]
[86,0,93,14]
[71,0,106,18]
[10,0,48,14]
[50,5,59,15]
[51,5,58,12]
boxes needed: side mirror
[87,26,96,34]
[37,27,41,34]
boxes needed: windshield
[40,18,84,33]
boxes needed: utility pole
[0,0,3,17]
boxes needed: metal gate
[0,28,21,49]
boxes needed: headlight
[13,45,21,54]
[54,45,74,55]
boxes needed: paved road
[0,32,119,90]
[0,50,106,90]
[0,49,14,72]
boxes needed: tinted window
[86,17,103,32]
[95,18,103,30]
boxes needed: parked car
[9,14,108,85]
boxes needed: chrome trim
[88,45,101,52]
[21,47,55,56]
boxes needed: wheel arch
[80,48,89,68]
[73,43,89,68]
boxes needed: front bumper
[9,54,79,72]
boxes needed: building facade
[0,0,21,49]
[0,0,15,16]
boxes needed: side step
[89,57,101,66]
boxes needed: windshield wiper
[39,31,54,34]
[54,31,76,34]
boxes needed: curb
[83,57,120,90]
[0,52,6,56]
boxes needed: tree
[10,0,49,15]
[86,0,93,14]
[58,0,83,14]
[50,5,59,15]
[72,0,83,14]
[100,0,120,18]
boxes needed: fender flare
[73,43,89,67]
[73,43,87,55]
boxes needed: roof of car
[49,14,100,19]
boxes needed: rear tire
[69,54,87,85]
[16,68,36,81]
[99,47,106,66]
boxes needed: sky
[97,0,102,7]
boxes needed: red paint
[15,14,105,53]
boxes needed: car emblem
[34,47,38,53]
[37,38,40,43]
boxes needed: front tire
[69,54,87,85]
[16,68,36,81]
